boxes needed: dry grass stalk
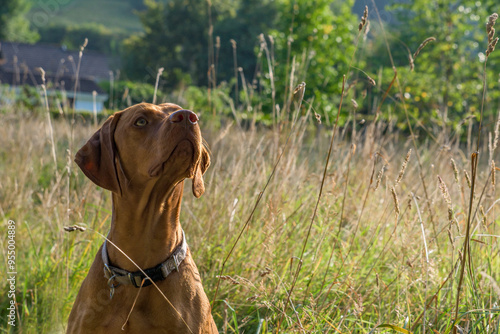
[447,228,455,249]
[152,67,164,105]
[489,132,494,160]
[351,99,358,110]
[492,160,496,186]
[374,164,386,190]
[37,67,57,168]
[493,112,500,150]
[438,174,456,226]
[72,38,88,111]
[450,158,460,184]
[413,37,436,59]
[395,149,412,185]
[363,20,370,39]
[409,52,415,71]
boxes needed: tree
[123,0,277,89]
[266,0,358,116]
[213,0,278,84]
[121,0,359,119]
[375,0,500,129]
[0,0,39,42]
[123,0,213,86]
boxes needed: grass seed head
[438,175,452,206]
[37,67,46,83]
[364,20,370,39]
[359,6,368,32]
[464,169,472,188]
[366,75,376,86]
[351,98,358,110]
[480,205,487,226]
[63,225,86,232]
[217,275,240,285]
[489,28,496,43]
[413,37,436,59]
[314,112,322,124]
[486,37,499,57]
[448,207,454,224]
[486,14,498,57]
[487,13,498,42]
[395,149,412,185]
[391,186,400,218]
[493,112,500,151]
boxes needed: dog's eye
[134,118,148,127]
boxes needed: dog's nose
[169,110,198,124]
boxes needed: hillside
[28,0,144,33]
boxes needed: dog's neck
[106,181,185,272]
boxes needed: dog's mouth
[148,139,199,178]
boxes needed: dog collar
[102,229,188,298]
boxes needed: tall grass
[0,6,499,334]
[1,97,499,332]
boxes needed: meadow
[1,6,500,334]
[1,87,500,333]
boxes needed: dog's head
[75,102,210,198]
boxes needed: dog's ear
[192,146,210,198]
[75,112,122,195]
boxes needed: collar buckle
[105,265,120,299]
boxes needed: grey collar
[102,229,188,299]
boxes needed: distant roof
[0,68,105,94]
[0,41,110,81]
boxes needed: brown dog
[67,103,217,333]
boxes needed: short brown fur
[67,103,217,333]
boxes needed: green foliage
[267,0,357,115]
[14,85,42,110]
[99,80,164,109]
[0,0,39,42]
[122,0,278,88]
[213,0,278,84]
[370,0,500,128]
[123,0,358,119]
[122,0,213,86]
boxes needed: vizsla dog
[67,103,217,333]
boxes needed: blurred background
[0,0,498,128]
